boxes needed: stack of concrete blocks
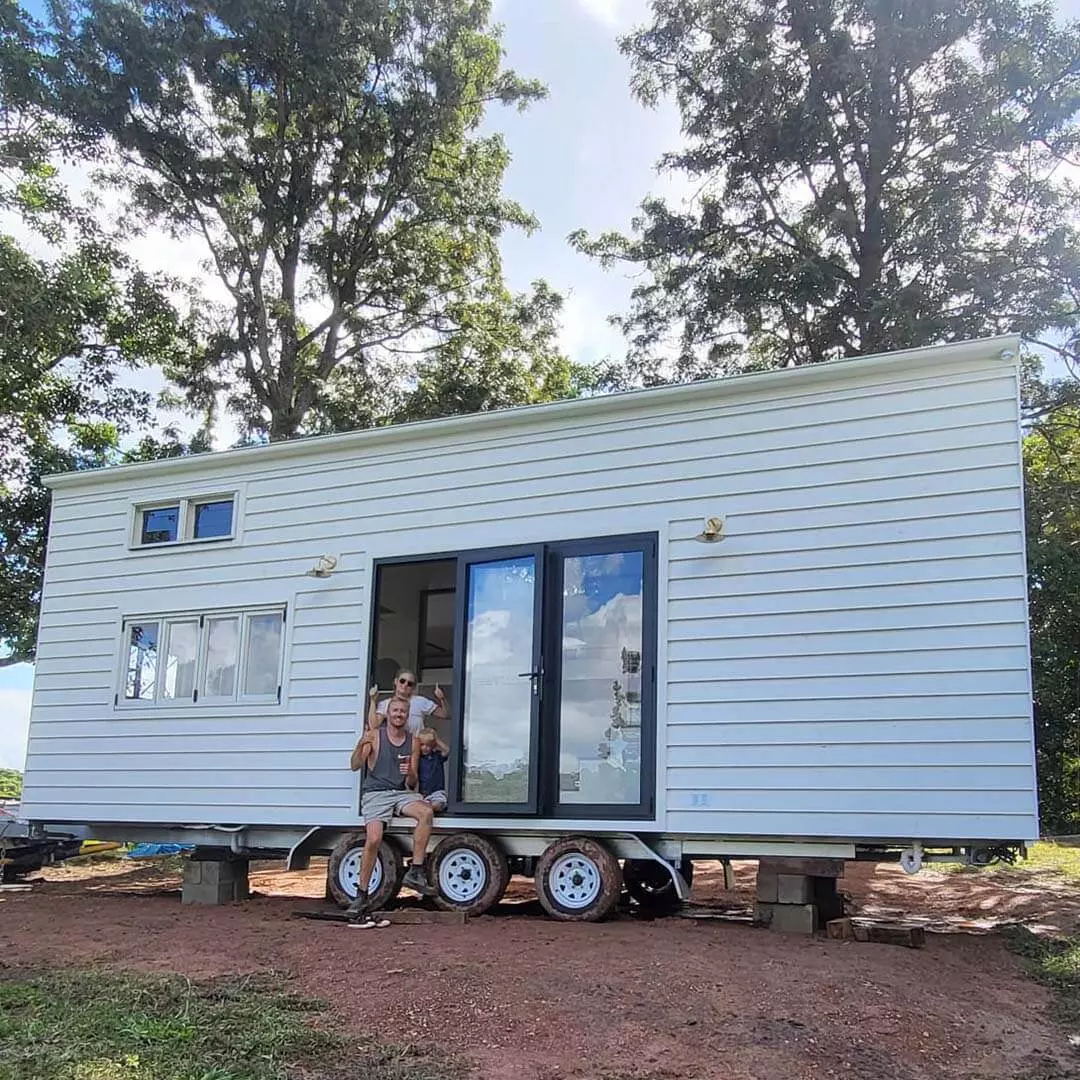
[754,857,845,934]
[182,851,250,905]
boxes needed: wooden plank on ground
[293,907,467,926]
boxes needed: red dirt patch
[2,857,1077,1080]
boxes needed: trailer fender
[621,834,692,901]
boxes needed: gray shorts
[425,790,447,811]
[361,788,426,824]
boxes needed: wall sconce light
[693,516,726,544]
[305,554,339,578]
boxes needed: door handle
[517,667,543,697]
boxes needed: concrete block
[182,857,248,905]
[755,870,778,903]
[758,857,845,878]
[754,902,818,935]
[199,859,247,887]
[776,874,812,904]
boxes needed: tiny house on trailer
[21,336,1039,921]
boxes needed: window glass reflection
[461,557,536,804]
[558,552,644,805]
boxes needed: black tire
[431,833,510,916]
[535,836,622,922]
[623,857,694,916]
[326,832,403,911]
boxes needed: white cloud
[575,0,647,30]
[0,688,31,771]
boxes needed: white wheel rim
[438,849,488,904]
[338,847,383,899]
[549,852,602,910]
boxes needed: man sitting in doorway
[368,669,446,735]
[348,696,436,921]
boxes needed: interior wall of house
[372,560,456,737]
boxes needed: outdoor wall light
[305,554,339,578]
[693,516,726,543]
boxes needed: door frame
[448,544,545,816]
[538,533,659,820]
[366,531,660,820]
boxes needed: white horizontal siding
[21,343,1037,841]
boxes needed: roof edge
[44,335,1020,491]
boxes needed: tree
[394,280,595,425]
[43,0,553,440]
[574,0,1080,383]
[0,0,197,665]
[1024,396,1080,835]
[0,768,21,798]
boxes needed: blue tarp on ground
[126,843,194,858]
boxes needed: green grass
[1005,927,1080,1032]
[1021,843,1080,881]
[0,969,463,1080]
[941,841,1080,879]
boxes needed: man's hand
[434,684,445,704]
[368,685,380,702]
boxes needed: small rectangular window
[193,499,234,540]
[243,612,283,698]
[124,622,159,699]
[133,494,236,547]
[161,620,199,700]
[140,506,179,545]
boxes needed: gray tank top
[363,729,410,793]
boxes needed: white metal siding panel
[21,343,1037,841]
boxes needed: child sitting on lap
[417,727,450,812]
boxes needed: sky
[3,0,1080,771]
[0,0,680,770]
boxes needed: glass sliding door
[544,536,657,818]
[375,533,658,818]
[453,549,542,813]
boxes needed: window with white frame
[118,607,285,706]
[133,493,236,547]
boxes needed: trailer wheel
[623,857,694,916]
[431,833,509,916]
[326,832,403,911]
[536,836,622,922]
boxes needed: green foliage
[0,769,22,798]
[1005,927,1080,1036]
[41,0,557,439]
[1024,409,1080,836]
[0,237,201,665]
[0,968,464,1080]
[0,1,205,665]
[574,0,1080,382]
[394,280,596,425]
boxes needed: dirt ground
[3,856,1079,1080]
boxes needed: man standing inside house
[348,696,436,921]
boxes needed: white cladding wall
[21,342,1038,842]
